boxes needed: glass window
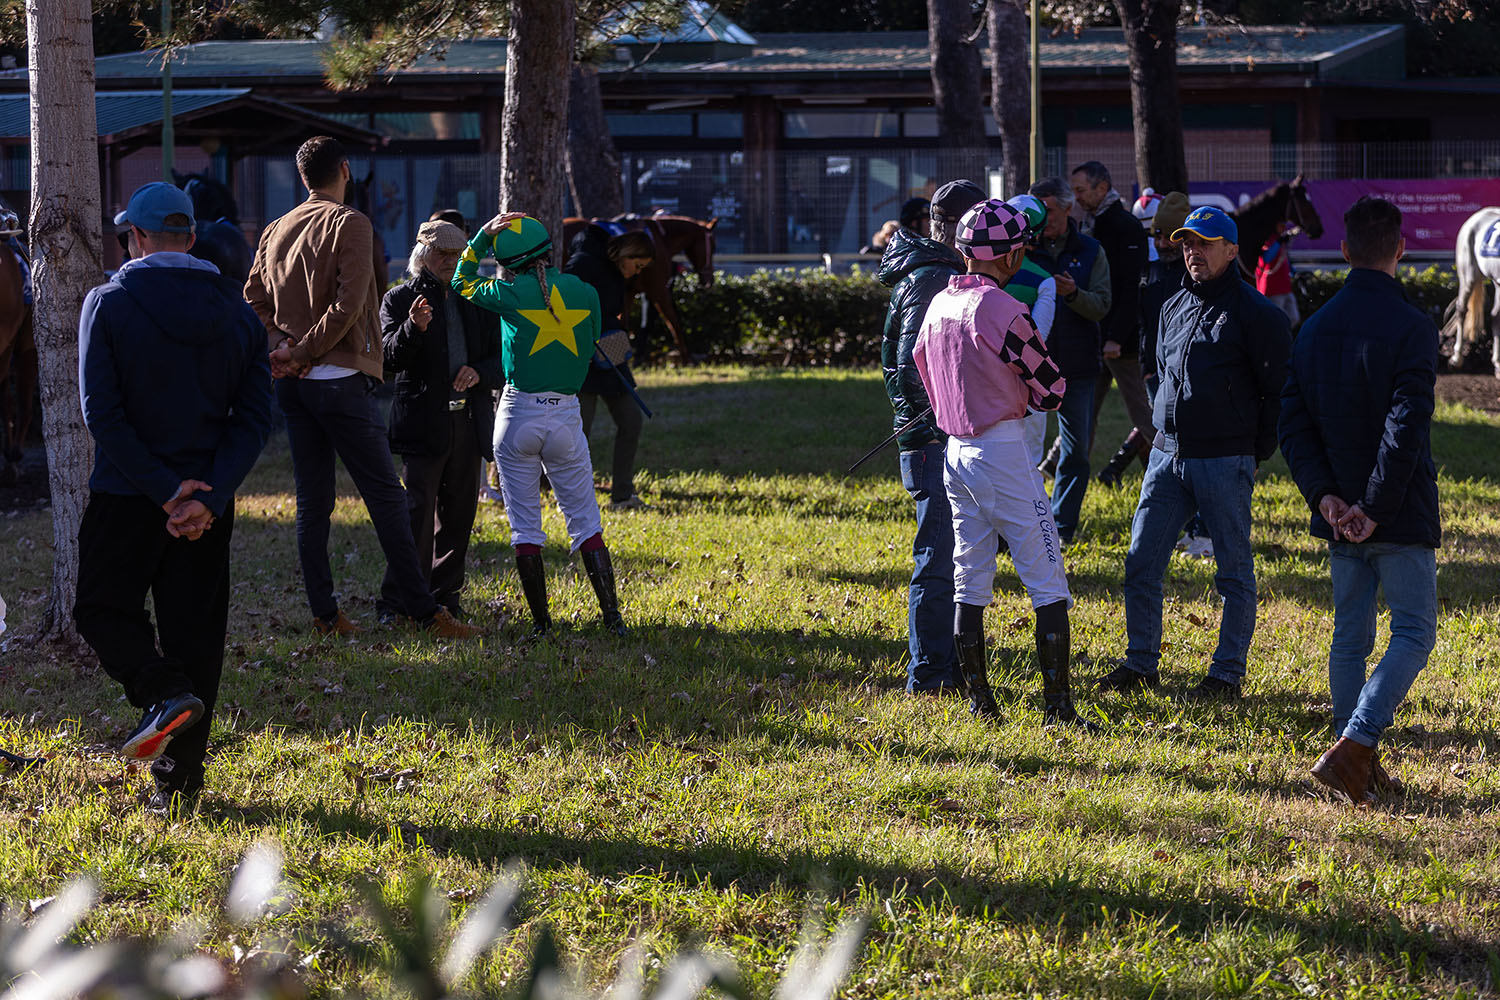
[696,112,743,138]
[606,113,694,137]
[783,111,900,139]
[904,111,937,137]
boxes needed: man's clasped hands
[163,479,214,542]
[1318,494,1378,543]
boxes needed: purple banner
[1189,179,1500,253]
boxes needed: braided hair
[530,256,558,322]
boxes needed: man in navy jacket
[1279,196,1439,804]
[1101,206,1291,701]
[74,182,274,814]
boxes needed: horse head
[177,172,239,227]
[1287,175,1324,239]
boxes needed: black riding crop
[846,407,933,475]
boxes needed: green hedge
[673,267,889,365]
[666,264,1476,368]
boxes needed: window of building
[783,111,900,139]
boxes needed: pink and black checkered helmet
[956,199,1031,260]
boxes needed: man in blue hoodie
[877,179,985,695]
[74,182,274,814]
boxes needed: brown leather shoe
[1370,754,1405,799]
[1311,737,1375,804]
[313,610,359,637]
[427,606,482,639]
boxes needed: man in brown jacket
[244,136,478,639]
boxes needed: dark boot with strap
[1096,429,1149,488]
[581,546,628,636]
[514,552,551,636]
[1036,599,1089,727]
[954,603,999,720]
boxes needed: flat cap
[417,220,468,252]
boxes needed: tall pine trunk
[927,0,986,184]
[566,63,624,219]
[1117,0,1188,193]
[989,0,1030,197]
[502,0,575,250]
[26,0,99,647]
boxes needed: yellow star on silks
[521,285,592,357]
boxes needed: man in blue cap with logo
[1099,205,1291,701]
[74,181,274,814]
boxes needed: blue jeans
[1329,542,1437,747]
[1052,375,1095,543]
[900,442,959,691]
[1122,449,1257,684]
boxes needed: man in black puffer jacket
[1280,196,1439,804]
[379,220,504,620]
[1102,206,1291,702]
[877,178,985,695]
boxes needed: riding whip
[847,407,933,475]
[594,330,652,418]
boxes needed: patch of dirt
[1436,374,1500,415]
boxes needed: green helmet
[491,215,552,268]
[1005,194,1047,237]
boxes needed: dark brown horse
[1231,176,1324,280]
[562,214,718,361]
[0,199,35,486]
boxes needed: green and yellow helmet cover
[1005,194,1048,237]
[491,215,552,268]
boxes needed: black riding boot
[954,603,999,720]
[581,546,627,636]
[1036,599,1086,726]
[514,552,551,636]
[1096,429,1149,488]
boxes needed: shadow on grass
[201,797,1499,992]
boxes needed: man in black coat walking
[1279,196,1440,804]
[378,220,505,620]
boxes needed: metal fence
[217,141,1500,274]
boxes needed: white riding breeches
[944,418,1072,609]
[492,386,602,551]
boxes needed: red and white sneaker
[121,693,204,762]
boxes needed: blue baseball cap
[1171,205,1237,243]
[114,182,195,234]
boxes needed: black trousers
[579,389,643,502]
[73,492,235,793]
[277,374,438,622]
[380,408,480,614]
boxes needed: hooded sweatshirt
[78,252,274,515]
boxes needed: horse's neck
[1236,192,1285,249]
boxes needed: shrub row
[663,264,1478,368]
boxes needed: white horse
[1443,206,1500,377]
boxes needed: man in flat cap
[378,219,504,620]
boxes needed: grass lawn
[1,365,1498,998]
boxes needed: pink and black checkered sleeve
[998,311,1067,412]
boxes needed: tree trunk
[1117,0,1189,193]
[927,0,987,183]
[566,63,624,220]
[501,0,575,252]
[989,0,1030,197]
[26,0,100,648]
